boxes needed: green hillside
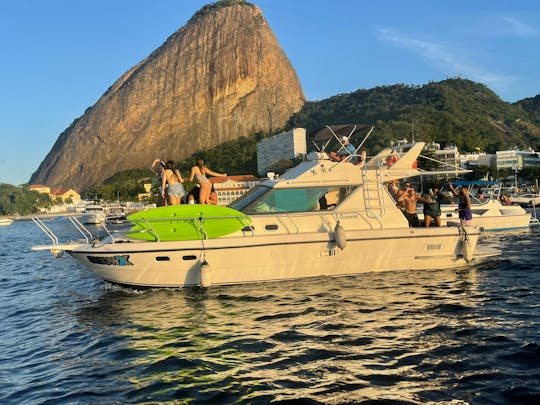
[516,94,540,126]
[288,78,540,154]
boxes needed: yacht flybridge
[32,128,499,288]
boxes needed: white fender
[200,260,212,288]
[335,221,347,250]
[462,240,474,262]
[459,228,474,262]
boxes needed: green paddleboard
[126,204,251,241]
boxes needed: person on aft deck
[449,182,473,226]
[398,185,420,227]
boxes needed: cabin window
[230,185,356,214]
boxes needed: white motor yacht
[82,204,107,225]
[510,192,540,208]
[32,136,499,288]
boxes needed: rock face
[30,1,305,191]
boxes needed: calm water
[1,220,539,404]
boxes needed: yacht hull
[67,227,492,288]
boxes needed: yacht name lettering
[339,214,359,219]
[87,255,134,266]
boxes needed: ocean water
[0,220,539,404]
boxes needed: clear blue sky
[1,0,540,186]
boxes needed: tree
[0,184,51,215]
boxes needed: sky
[1,0,540,186]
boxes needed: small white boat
[510,193,540,208]
[82,204,107,225]
[105,208,127,224]
[32,132,499,289]
[0,218,14,226]
[431,181,532,232]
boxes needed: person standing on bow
[189,159,226,204]
[151,158,167,206]
[161,160,185,205]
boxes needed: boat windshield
[229,185,356,214]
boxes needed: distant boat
[0,218,14,226]
[82,204,106,225]
[421,181,532,232]
[509,192,540,208]
[106,207,127,224]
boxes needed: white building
[210,175,260,206]
[460,152,493,168]
[495,149,540,171]
[433,145,460,175]
[256,128,306,176]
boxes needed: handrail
[68,216,92,243]
[129,214,252,241]
[139,219,160,242]
[31,217,59,246]
[128,214,250,224]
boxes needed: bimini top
[451,180,499,187]
[311,124,371,141]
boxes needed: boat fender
[335,221,347,250]
[462,240,474,262]
[51,248,64,258]
[200,260,212,288]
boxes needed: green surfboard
[126,204,251,241]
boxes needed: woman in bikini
[151,158,167,206]
[189,159,226,204]
[161,160,185,205]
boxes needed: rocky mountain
[30,0,305,191]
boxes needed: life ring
[386,154,398,167]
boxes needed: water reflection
[74,268,493,403]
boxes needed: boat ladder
[361,167,385,219]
